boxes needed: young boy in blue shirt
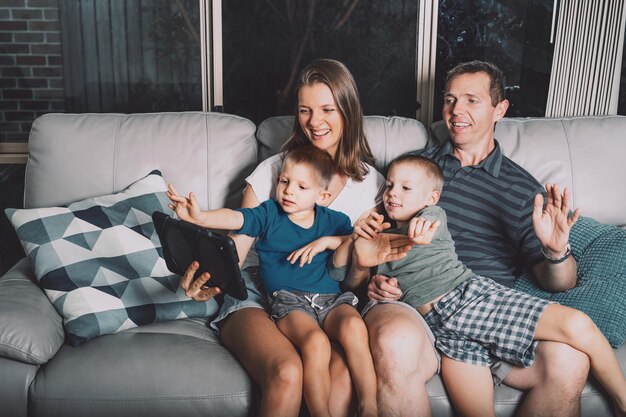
[168,145,378,417]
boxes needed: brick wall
[0,0,65,142]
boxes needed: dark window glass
[222,1,418,124]
[435,0,555,120]
[0,0,202,143]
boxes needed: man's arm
[342,233,414,290]
[531,184,581,291]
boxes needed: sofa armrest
[0,258,64,364]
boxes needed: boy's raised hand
[408,217,441,245]
[166,183,202,224]
[287,236,342,267]
[353,212,391,240]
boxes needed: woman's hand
[287,236,342,267]
[180,261,221,302]
[408,217,441,245]
[353,212,391,240]
[367,274,402,301]
[166,183,203,224]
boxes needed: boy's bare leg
[441,356,496,417]
[328,346,354,417]
[324,304,377,417]
[277,311,333,417]
[535,304,626,415]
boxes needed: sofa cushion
[6,171,218,346]
[515,216,626,348]
[0,259,64,364]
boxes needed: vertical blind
[546,0,626,117]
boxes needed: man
[356,61,589,417]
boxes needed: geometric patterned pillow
[5,171,218,346]
[515,216,626,348]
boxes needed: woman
[168,58,385,417]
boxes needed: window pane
[435,0,554,120]
[0,0,202,143]
[222,1,418,124]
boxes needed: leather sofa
[1,111,624,417]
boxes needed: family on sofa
[160,58,626,417]
[5,57,626,417]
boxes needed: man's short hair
[282,146,337,190]
[389,154,444,193]
[445,60,506,106]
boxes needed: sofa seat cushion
[6,171,218,346]
[515,216,626,347]
[29,325,253,417]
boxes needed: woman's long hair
[281,59,375,182]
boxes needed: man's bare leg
[365,304,438,417]
[503,341,589,417]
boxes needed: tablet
[152,211,248,300]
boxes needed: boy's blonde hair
[389,154,444,193]
[282,145,337,190]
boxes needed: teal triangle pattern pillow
[6,171,218,346]
[515,216,626,348]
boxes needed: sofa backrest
[431,116,626,227]
[24,112,258,211]
[256,115,429,172]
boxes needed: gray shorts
[424,275,552,374]
[270,290,358,327]
[362,298,515,385]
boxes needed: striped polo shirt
[414,141,546,287]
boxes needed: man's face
[442,72,508,147]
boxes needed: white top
[242,152,385,269]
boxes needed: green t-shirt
[376,205,473,308]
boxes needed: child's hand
[408,217,441,245]
[288,236,340,267]
[353,212,391,240]
[166,183,202,223]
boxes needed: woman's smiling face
[297,82,344,159]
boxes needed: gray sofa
[1,112,624,417]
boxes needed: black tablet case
[152,211,248,300]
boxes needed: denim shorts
[209,266,268,333]
[270,289,358,327]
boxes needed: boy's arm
[288,235,346,267]
[167,184,244,230]
[201,208,244,231]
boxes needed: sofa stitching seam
[112,115,124,191]
[561,119,576,207]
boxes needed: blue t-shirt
[235,200,353,294]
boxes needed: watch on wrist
[541,243,572,264]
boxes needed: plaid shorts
[270,289,358,327]
[423,275,553,368]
